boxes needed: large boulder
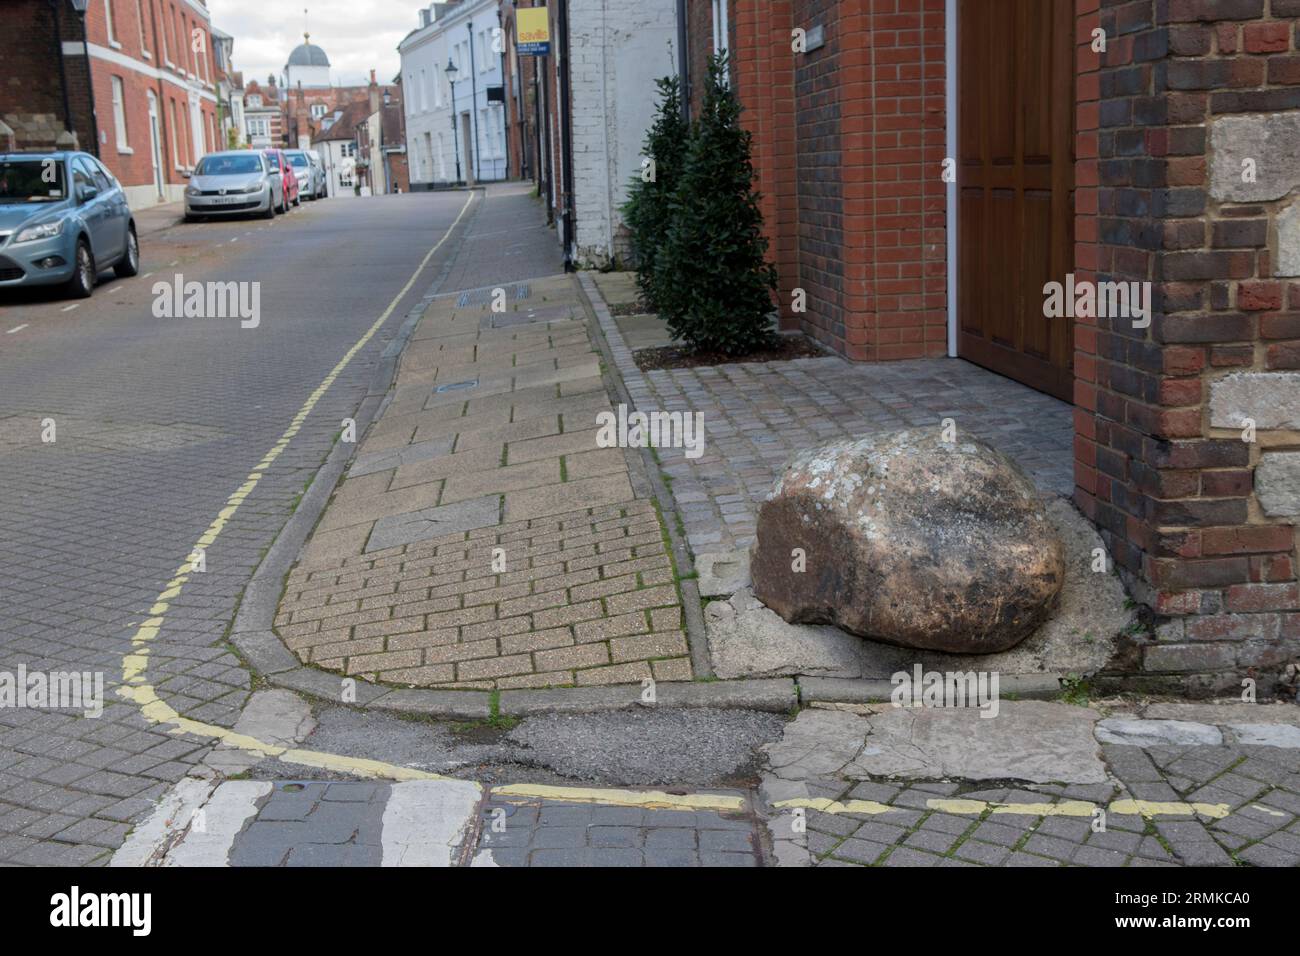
[750,430,1065,653]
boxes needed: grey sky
[208,0,422,87]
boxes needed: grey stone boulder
[750,429,1065,654]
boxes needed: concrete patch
[349,436,455,477]
[1095,718,1224,748]
[707,587,865,680]
[695,550,752,598]
[380,779,482,866]
[206,688,317,777]
[366,495,500,551]
[762,709,871,782]
[846,701,1107,784]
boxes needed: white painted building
[399,1,508,189]
[567,0,679,266]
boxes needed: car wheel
[65,239,95,299]
[260,199,275,220]
[114,227,140,278]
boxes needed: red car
[263,149,299,212]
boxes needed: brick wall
[726,0,947,360]
[1076,0,1300,696]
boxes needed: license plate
[209,196,243,204]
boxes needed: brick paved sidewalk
[274,274,694,690]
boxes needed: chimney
[419,7,431,28]
[368,69,379,116]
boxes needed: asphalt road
[0,191,477,864]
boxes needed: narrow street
[0,190,484,863]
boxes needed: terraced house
[0,0,225,207]
[670,0,1300,694]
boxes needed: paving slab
[365,496,501,552]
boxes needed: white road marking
[5,324,28,334]
[168,260,179,266]
[61,304,79,312]
[165,781,272,867]
[142,272,154,279]
[381,780,481,867]
[105,286,122,295]
[229,237,238,243]
[111,777,218,867]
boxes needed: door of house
[147,92,165,200]
[957,0,1075,401]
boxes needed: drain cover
[434,379,479,394]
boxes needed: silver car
[183,151,281,221]
[285,149,325,201]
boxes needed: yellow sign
[517,7,550,56]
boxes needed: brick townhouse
[674,0,1300,694]
[0,0,222,208]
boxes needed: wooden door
[957,0,1075,401]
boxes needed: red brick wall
[728,0,946,360]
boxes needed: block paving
[276,274,692,689]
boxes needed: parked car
[306,150,327,199]
[285,149,324,201]
[264,149,299,209]
[184,150,281,221]
[0,151,139,299]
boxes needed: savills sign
[517,7,551,56]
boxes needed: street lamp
[445,58,461,184]
[69,0,101,157]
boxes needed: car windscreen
[0,159,67,202]
[196,154,263,175]
[287,154,309,167]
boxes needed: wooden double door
[957,0,1076,401]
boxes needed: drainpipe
[467,20,481,183]
[676,0,689,119]
[48,1,74,143]
[556,0,575,270]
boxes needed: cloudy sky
[209,0,423,87]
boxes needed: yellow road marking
[116,191,478,785]
[773,796,1231,820]
[494,784,747,812]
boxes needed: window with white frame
[111,76,129,150]
[247,94,262,108]
[137,0,151,56]
[104,0,120,47]
[311,103,326,120]
[246,117,269,138]
[712,0,730,56]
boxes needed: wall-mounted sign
[517,7,550,56]
[805,24,826,52]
